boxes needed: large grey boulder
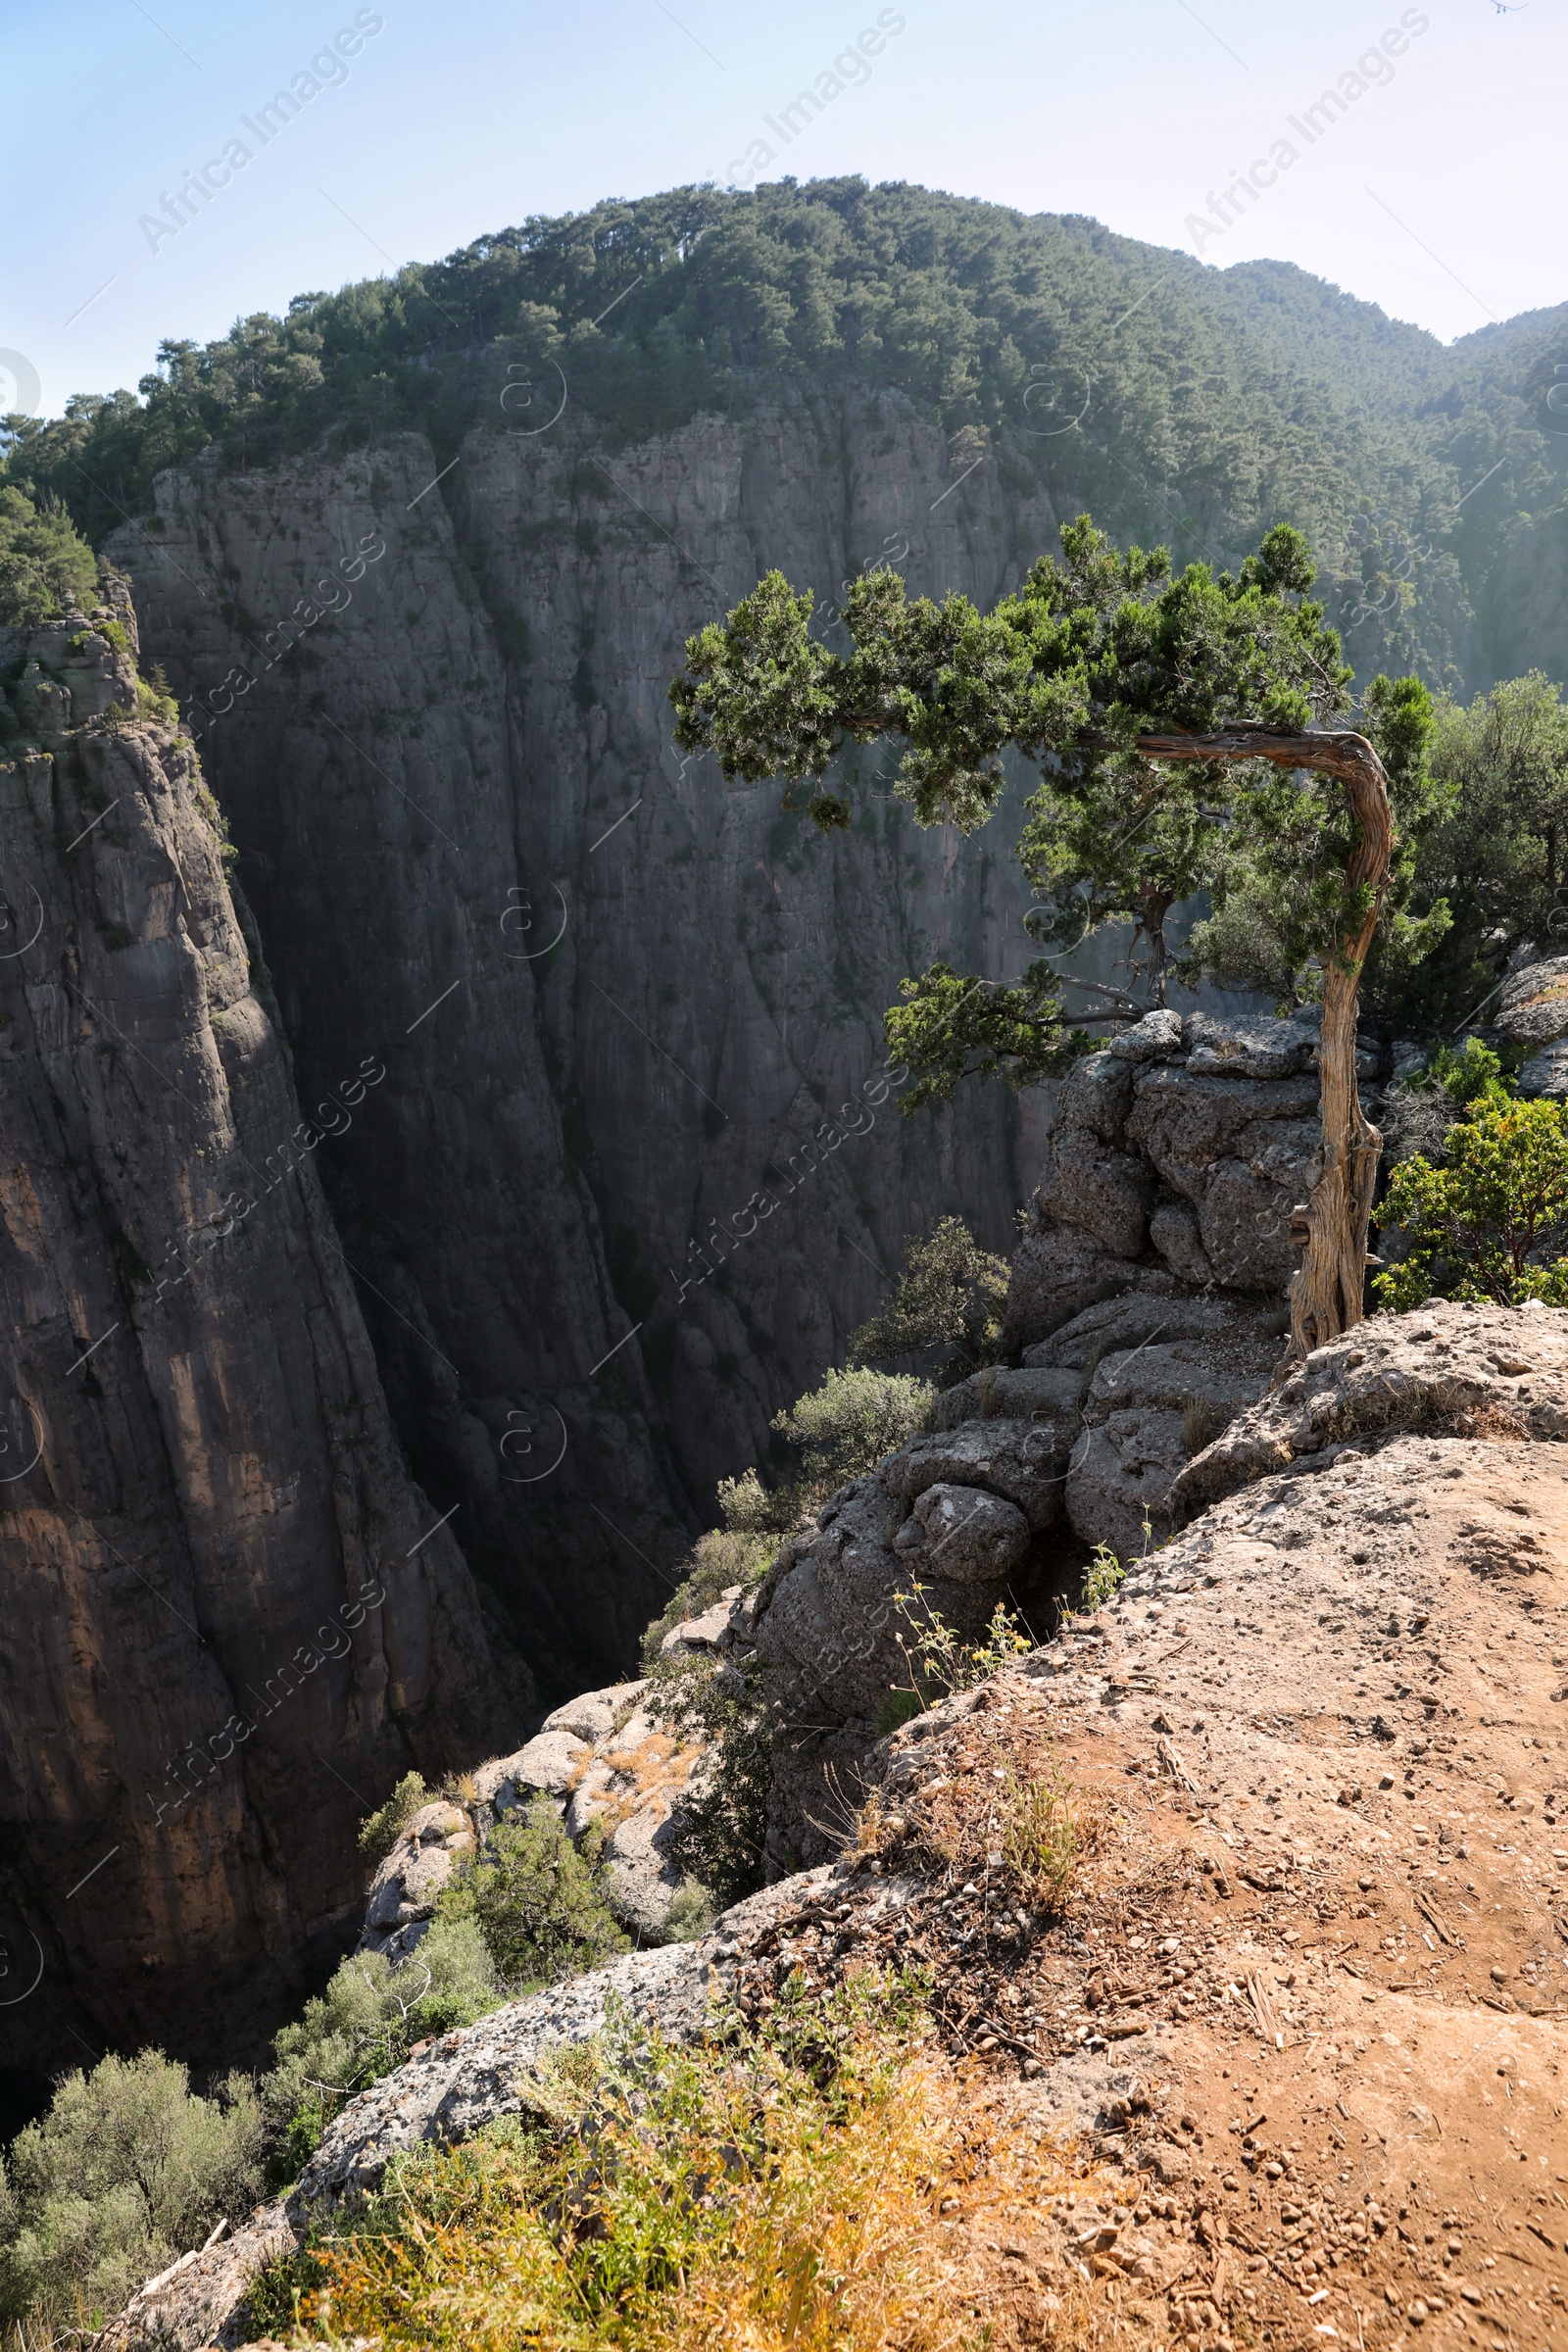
[883,1417,1075,1530]
[1147,1197,1212,1285]
[1105,1006,1184,1061]
[891,1481,1032,1580]
[1024,1291,1246,1371]
[933,1364,1086,1427]
[753,1452,1033,1729]
[1516,1035,1568,1098]
[1041,1128,1156,1258]
[1051,1300,1282,1558]
[1169,1296,1568,1520]
[360,1803,476,1956]
[1005,1219,1178,1349]
[1053,1047,1137,1140]
[1125,1062,1319,1292]
[1182,1005,1322,1078]
[1066,1409,1189,1566]
[1497,956,1568,1048]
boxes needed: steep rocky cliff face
[0,593,507,2104]
[106,392,1057,1701]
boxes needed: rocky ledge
[101,1303,1568,2352]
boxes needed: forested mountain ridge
[9,180,1568,693]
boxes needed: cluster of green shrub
[0,1783,635,2334]
[1374,1038,1568,1309]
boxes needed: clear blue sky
[3,0,1558,420]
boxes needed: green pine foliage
[882,958,1083,1109]
[1371,673,1568,1035]
[0,485,98,626]
[7,176,1562,694]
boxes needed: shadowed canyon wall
[0,593,506,2104]
[107,389,1062,1705]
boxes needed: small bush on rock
[770,1364,934,1495]
[261,1914,502,2180]
[889,1584,1032,1707]
[357,1769,430,1858]
[640,1521,774,1673]
[850,1215,1008,1386]
[656,1651,779,1910]
[1375,1094,1568,1309]
[0,2050,266,2330]
[436,1802,628,1988]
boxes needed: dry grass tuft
[295,1984,1085,2352]
[1180,1391,1229,1457]
[998,1763,1099,1913]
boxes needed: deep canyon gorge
[5,176,1568,2134]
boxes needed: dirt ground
[733,1434,1568,2350]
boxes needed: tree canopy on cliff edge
[670,514,1441,1357]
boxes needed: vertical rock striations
[0,592,508,2095]
[106,393,1056,1698]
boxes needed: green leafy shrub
[850,1216,1008,1385]
[435,1802,628,1987]
[0,2050,265,2329]
[770,1364,934,1494]
[1375,1094,1568,1310]
[357,1769,430,1858]
[661,1878,717,1943]
[711,1465,800,1535]
[656,1650,778,1910]
[260,1913,502,2180]
[0,485,97,626]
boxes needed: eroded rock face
[1497,956,1568,1049]
[362,1803,476,1960]
[106,399,1056,1701]
[0,606,505,2087]
[1006,1005,1378,1347]
[1067,1311,1284,1561]
[1169,1296,1568,1520]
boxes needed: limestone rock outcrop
[1170,1293,1568,1519]
[358,1677,711,1947]
[0,602,506,2088]
[1496,953,1568,1095]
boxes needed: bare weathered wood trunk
[1136,726,1395,1361]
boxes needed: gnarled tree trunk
[1136,726,1395,1362]
[1136,888,1175,1008]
